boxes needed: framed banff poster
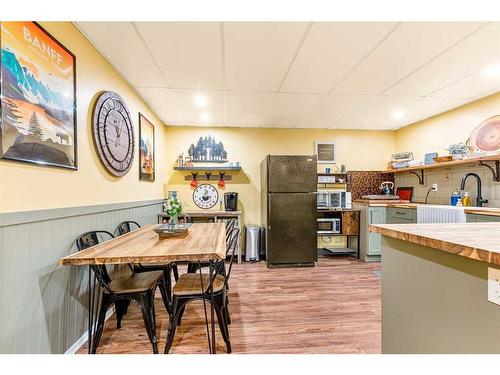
[315,141,335,164]
[139,113,155,181]
[0,22,77,169]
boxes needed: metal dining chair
[116,220,141,236]
[164,228,240,354]
[186,218,238,275]
[115,221,179,315]
[76,231,168,354]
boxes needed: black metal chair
[164,228,240,354]
[116,220,141,236]
[186,218,238,275]
[76,231,168,354]
[115,221,179,314]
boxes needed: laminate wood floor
[77,257,381,354]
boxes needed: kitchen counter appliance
[224,192,238,211]
[261,155,318,267]
[317,218,341,234]
[317,191,352,209]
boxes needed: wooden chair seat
[106,271,164,294]
[173,273,225,296]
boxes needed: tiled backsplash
[395,164,500,207]
[348,171,395,199]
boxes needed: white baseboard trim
[65,307,115,354]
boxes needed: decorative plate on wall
[470,115,500,152]
[92,91,135,176]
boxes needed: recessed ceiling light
[391,110,405,120]
[483,64,500,78]
[200,113,210,122]
[194,94,208,107]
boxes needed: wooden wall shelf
[174,166,242,171]
[389,155,500,185]
[317,172,348,176]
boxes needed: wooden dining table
[59,222,226,354]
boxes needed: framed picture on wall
[139,113,155,181]
[0,21,77,169]
[315,142,335,164]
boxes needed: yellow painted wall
[164,127,395,226]
[0,22,168,213]
[395,91,500,159]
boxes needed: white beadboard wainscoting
[0,199,163,354]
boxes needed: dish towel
[417,205,466,223]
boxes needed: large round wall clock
[193,184,219,209]
[92,91,135,176]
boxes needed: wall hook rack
[479,160,500,182]
[185,172,232,182]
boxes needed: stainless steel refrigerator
[261,155,318,267]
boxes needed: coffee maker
[224,192,238,211]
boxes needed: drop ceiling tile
[281,22,396,94]
[224,22,310,91]
[262,93,323,126]
[136,88,185,125]
[332,22,484,96]
[134,22,225,89]
[169,89,225,125]
[429,70,500,100]
[225,91,271,126]
[384,22,499,97]
[76,22,165,88]
[297,94,371,128]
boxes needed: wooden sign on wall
[315,142,335,164]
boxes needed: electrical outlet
[432,183,438,191]
[488,267,500,306]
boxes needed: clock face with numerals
[193,184,219,209]
[92,91,135,176]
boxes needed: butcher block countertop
[353,200,500,217]
[369,223,500,266]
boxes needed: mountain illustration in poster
[0,22,76,169]
[139,114,155,181]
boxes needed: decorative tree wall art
[0,22,77,169]
[187,135,228,163]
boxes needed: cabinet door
[475,214,500,222]
[466,214,476,223]
[367,232,382,255]
[367,208,385,255]
[370,208,386,224]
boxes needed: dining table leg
[87,266,93,354]
[87,265,103,354]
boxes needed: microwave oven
[317,218,341,234]
[317,191,352,209]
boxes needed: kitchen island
[370,223,500,353]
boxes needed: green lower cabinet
[366,207,386,256]
[367,231,381,255]
[474,214,500,222]
[387,207,416,223]
[466,214,476,222]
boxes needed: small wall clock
[92,91,135,176]
[193,184,219,209]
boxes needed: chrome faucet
[460,172,488,207]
